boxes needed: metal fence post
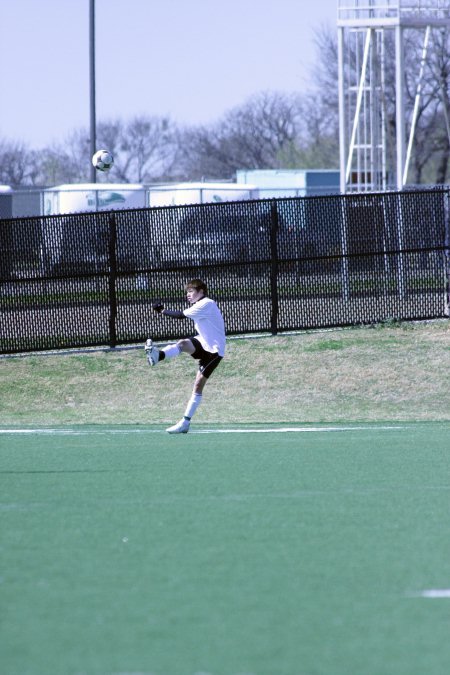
[445,189,450,317]
[270,199,279,335]
[340,197,350,302]
[108,213,118,347]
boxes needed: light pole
[89,0,97,183]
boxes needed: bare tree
[125,116,178,181]
[28,148,79,186]
[16,115,180,186]
[25,129,92,186]
[425,27,450,183]
[94,115,179,183]
[0,139,35,187]
[178,91,306,180]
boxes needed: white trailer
[43,183,147,215]
[148,182,258,207]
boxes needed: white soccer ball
[92,149,114,172]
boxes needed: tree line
[0,90,327,188]
[1,25,449,188]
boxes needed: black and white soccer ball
[92,149,114,172]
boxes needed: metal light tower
[89,0,97,183]
[338,0,450,193]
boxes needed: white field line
[0,425,406,436]
[194,426,404,434]
[418,589,450,599]
[406,589,450,599]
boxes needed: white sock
[183,393,202,420]
[162,344,181,359]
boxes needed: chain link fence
[1,188,449,355]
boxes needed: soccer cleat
[144,338,160,366]
[166,419,190,434]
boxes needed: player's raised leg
[145,337,195,367]
[144,338,161,366]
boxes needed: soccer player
[145,279,226,434]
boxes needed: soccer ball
[92,149,114,172]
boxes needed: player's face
[186,287,204,304]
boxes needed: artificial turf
[1,423,450,675]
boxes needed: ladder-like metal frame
[338,0,450,193]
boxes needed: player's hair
[185,278,208,296]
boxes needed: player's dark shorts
[190,337,223,379]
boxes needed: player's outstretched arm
[162,309,185,319]
[152,303,184,319]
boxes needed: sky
[0,0,338,149]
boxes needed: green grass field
[2,321,450,674]
[2,423,450,675]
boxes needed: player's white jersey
[183,297,226,356]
